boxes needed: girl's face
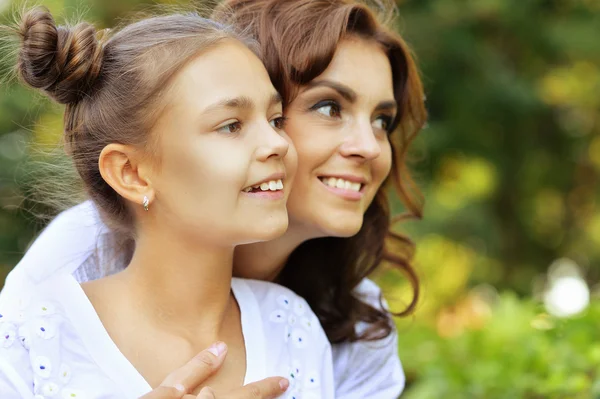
[149,40,297,246]
[284,37,395,239]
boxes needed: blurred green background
[0,0,599,398]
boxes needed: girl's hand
[194,378,289,399]
[140,342,289,399]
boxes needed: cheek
[373,141,393,186]
[157,140,247,207]
[282,135,299,186]
[285,117,336,177]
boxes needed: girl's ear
[98,144,155,208]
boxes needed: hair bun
[17,7,105,104]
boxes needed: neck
[233,221,318,282]
[117,226,235,335]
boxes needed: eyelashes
[216,115,287,135]
[270,115,288,130]
[310,100,342,118]
[216,121,242,134]
[309,99,395,134]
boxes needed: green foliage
[398,294,600,399]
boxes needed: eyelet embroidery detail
[291,360,302,379]
[287,314,297,326]
[33,355,52,378]
[59,363,72,384]
[269,309,286,323]
[61,388,86,399]
[34,319,56,340]
[269,291,322,397]
[36,302,57,317]
[290,328,308,348]
[293,300,306,316]
[42,382,60,397]
[284,325,291,343]
[277,295,291,310]
[304,371,320,388]
[0,323,16,348]
[300,317,315,333]
[17,325,31,350]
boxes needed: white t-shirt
[0,274,334,399]
[0,201,405,398]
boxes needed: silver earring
[143,196,149,211]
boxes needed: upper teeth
[243,179,284,192]
[321,177,361,192]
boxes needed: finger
[228,377,289,399]
[139,385,186,399]
[196,386,216,399]
[160,342,228,393]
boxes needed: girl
[0,7,335,399]
[1,0,427,397]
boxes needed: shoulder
[354,278,386,309]
[232,278,335,397]
[233,278,322,346]
[0,275,112,398]
[0,316,35,398]
[238,278,313,315]
[330,278,406,399]
[11,200,103,280]
[0,282,68,398]
[0,201,105,308]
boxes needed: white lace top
[0,274,334,399]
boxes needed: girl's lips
[242,189,285,200]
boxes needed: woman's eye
[270,116,287,130]
[312,101,341,118]
[372,116,392,132]
[217,121,242,134]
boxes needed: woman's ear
[99,144,155,209]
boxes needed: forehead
[169,39,275,109]
[315,37,394,100]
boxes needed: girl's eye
[270,116,288,130]
[217,121,242,134]
[372,115,393,133]
[311,100,342,118]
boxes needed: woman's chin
[290,212,364,240]
[324,222,362,238]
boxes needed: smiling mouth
[318,177,363,192]
[243,179,284,193]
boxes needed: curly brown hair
[213,0,427,343]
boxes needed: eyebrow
[305,79,397,112]
[374,100,398,114]
[202,92,282,114]
[305,79,357,102]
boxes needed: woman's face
[284,37,395,239]
[149,40,297,246]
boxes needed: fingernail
[207,345,219,357]
[279,378,289,390]
[216,342,227,355]
[173,383,185,393]
[207,341,227,357]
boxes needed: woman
[1,0,427,397]
[0,7,336,399]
